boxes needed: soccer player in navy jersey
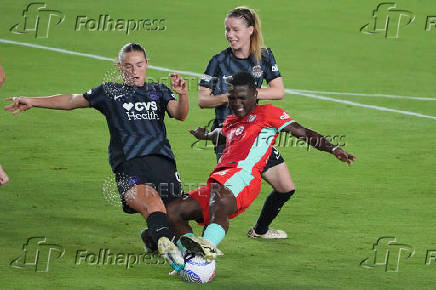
[167,72,356,261]
[197,7,295,239]
[5,43,188,270]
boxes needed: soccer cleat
[247,227,288,239]
[140,229,158,253]
[158,237,185,271]
[180,235,223,262]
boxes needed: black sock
[141,228,158,252]
[146,212,175,244]
[254,190,295,235]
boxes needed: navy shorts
[214,145,285,173]
[113,155,184,214]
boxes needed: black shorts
[114,155,184,214]
[214,145,284,173]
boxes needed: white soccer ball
[179,256,216,283]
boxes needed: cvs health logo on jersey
[123,101,159,121]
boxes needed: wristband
[332,146,339,152]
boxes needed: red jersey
[215,104,294,176]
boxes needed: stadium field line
[1,38,435,121]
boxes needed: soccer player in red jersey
[199,7,296,239]
[167,72,356,261]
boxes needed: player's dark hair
[228,71,256,91]
[118,43,147,62]
[226,7,264,62]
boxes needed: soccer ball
[179,256,216,283]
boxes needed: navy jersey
[83,82,176,171]
[199,47,281,129]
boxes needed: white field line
[292,89,436,101]
[1,38,435,120]
[285,89,436,120]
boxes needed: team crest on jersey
[148,91,159,101]
[252,65,263,78]
[247,114,256,122]
[235,126,244,136]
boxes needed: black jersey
[199,47,281,129]
[83,82,176,171]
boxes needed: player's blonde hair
[226,7,265,63]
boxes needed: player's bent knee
[211,191,237,216]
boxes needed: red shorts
[188,167,261,225]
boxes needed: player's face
[228,85,257,118]
[118,51,148,87]
[225,17,254,51]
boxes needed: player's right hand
[0,165,9,186]
[4,97,33,115]
[332,147,356,166]
[189,127,210,140]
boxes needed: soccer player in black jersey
[5,43,188,270]
[197,7,293,239]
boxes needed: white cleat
[158,237,185,271]
[180,235,223,262]
[247,227,288,239]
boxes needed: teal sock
[177,232,194,253]
[203,223,226,247]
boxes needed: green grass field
[1,0,435,289]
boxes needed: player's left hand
[170,73,187,96]
[332,147,356,166]
[189,127,210,140]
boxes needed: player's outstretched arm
[189,127,225,145]
[256,77,285,100]
[167,73,189,121]
[198,86,229,108]
[4,94,89,115]
[283,122,356,166]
